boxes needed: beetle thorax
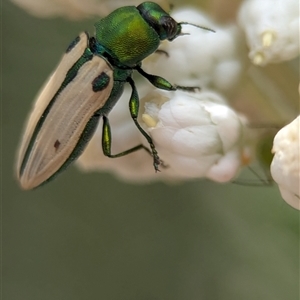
[95,6,160,67]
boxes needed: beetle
[16,1,212,190]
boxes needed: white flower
[238,0,300,66]
[139,89,251,182]
[143,8,243,91]
[271,116,300,210]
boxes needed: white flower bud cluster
[271,116,300,210]
[77,88,251,183]
[140,89,251,182]
[238,0,300,66]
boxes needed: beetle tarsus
[175,85,200,92]
[149,144,161,172]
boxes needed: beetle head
[137,2,182,41]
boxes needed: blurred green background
[2,1,299,299]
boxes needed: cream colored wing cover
[17,32,113,189]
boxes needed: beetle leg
[127,77,162,171]
[101,115,161,171]
[136,66,200,92]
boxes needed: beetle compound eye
[159,16,180,40]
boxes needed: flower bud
[271,116,300,210]
[238,0,299,65]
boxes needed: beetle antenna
[179,22,215,33]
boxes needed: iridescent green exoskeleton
[17,2,210,190]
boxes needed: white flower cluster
[238,0,300,65]
[271,116,300,210]
[77,88,251,183]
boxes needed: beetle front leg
[127,77,162,172]
[136,66,200,92]
[101,115,158,168]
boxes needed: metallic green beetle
[17,2,206,190]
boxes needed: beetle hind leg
[101,115,161,172]
[127,77,162,171]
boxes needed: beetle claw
[175,85,201,92]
